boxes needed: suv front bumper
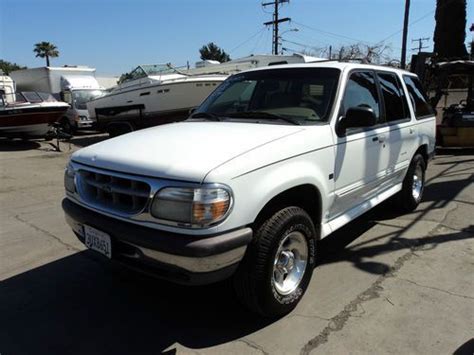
[62,198,252,285]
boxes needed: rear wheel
[398,154,426,212]
[233,206,318,317]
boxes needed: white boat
[0,75,69,138]
[87,54,324,133]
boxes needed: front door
[330,70,387,220]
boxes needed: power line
[285,30,330,48]
[377,0,457,45]
[281,39,325,52]
[251,27,269,54]
[292,20,371,45]
[228,27,266,54]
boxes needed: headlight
[150,186,232,227]
[64,162,76,193]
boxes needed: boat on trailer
[0,76,69,138]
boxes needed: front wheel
[398,154,426,212]
[233,206,318,317]
[59,118,75,135]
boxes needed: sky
[0,0,472,76]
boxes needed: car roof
[241,61,415,76]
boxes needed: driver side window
[342,71,380,122]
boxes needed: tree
[0,59,26,75]
[433,0,468,59]
[333,43,391,64]
[33,41,59,66]
[199,42,230,62]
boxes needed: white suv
[63,62,436,317]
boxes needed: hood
[72,121,304,182]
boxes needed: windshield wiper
[226,111,301,125]
[189,112,223,121]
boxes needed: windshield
[72,90,105,110]
[195,68,340,124]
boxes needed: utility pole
[263,0,290,55]
[400,0,411,69]
[411,37,430,53]
[328,45,332,59]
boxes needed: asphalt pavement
[0,135,473,355]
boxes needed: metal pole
[274,1,279,55]
[401,0,411,69]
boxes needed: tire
[398,154,426,212]
[59,118,74,135]
[233,206,318,317]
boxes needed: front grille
[78,170,151,214]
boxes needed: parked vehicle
[10,66,106,133]
[62,62,436,316]
[0,75,69,138]
[87,54,323,136]
[430,60,474,147]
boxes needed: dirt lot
[0,134,473,355]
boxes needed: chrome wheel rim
[272,231,308,295]
[412,164,423,201]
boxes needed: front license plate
[84,225,112,259]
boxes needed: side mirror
[61,91,73,105]
[338,106,377,135]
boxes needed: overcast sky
[1,0,472,76]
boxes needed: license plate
[84,225,112,258]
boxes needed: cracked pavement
[0,137,473,355]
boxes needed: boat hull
[0,105,68,138]
[88,77,226,130]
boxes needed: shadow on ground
[69,132,109,147]
[436,147,474,157]
[319,154,474,275]
[0,252,272,354]
[0,138,41,151]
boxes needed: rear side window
[342,71,380,121]
[378,73,410,123]
[403,76,434,119]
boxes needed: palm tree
[33,42,59,66]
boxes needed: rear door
[376,71,414,189]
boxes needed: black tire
[59,118,74,135]
[233,206,318,317]
[398,154,426,212]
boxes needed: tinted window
[342,71,380,121]
[403,75,434,119]
[378,73,410,122]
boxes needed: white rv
[10,66,106,133]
